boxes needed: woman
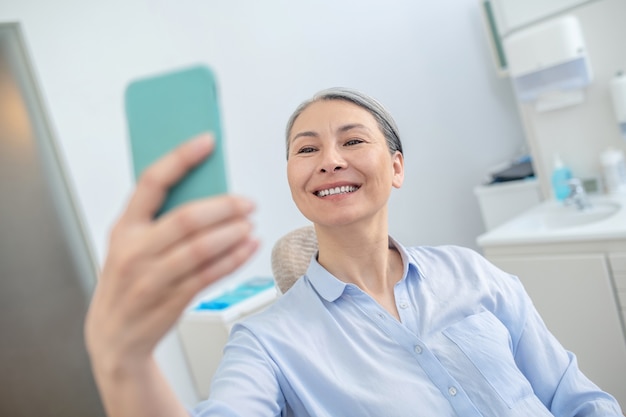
[85,88,623,416]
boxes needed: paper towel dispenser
[503,15,592,112]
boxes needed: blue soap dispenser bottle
[551,154,572,201]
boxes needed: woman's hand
[85,133,259,375]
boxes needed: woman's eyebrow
[338,123,370,133]
[291,130,319,143]
[291,123,372,143]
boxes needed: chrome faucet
[564,178,591,210]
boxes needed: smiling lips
[315,185,360,197]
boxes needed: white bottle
[600,148,626,194]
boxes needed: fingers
[146,194,255,255]
[153,215,255,284]
[123,133,215,223]
[87,234,259,362]
[194,236,260,286]
[137,237,260,340]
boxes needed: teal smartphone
[124,65,228,217]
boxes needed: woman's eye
[345,139,364,146]
[296,146,317,154]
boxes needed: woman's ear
[391,151,404,189]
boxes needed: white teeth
[316,185,358,197]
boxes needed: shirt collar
[304,236,418,302]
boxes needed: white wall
[0,0,526,406]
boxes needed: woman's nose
[319,147,347,173]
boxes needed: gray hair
[284,87,403,159]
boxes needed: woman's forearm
[91,355,190,417]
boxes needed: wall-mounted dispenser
[503,15,592,112]
[610,71,626,140]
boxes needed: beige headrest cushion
[271,225,318,294]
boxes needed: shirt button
[399,301,409,309]
[448,386,457,396]
[414,345,423,354]
[377,312,385,319]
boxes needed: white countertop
[477,193,626,247]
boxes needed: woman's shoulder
[403,243,518,289]
[234,276,322,333]
[404,244,486,266]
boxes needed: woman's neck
[314,222,403,297]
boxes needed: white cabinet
[474,179,542,231]
[483,244,626,407]
[609,253,626,326]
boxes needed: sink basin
[537,202,621,229]
[477,195,626,247]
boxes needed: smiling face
[287,99,404,230]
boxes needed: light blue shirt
[192,240,622,416]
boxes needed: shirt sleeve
[190,325,286,417]
[482,256,624,416]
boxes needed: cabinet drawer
[619,288,626,309]
[609,253,626,273]
[613,274,625,322]
[609,254,626,294]
[608,255,626,323]
[613,271,626,292]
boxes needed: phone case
[125,65,228,216]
